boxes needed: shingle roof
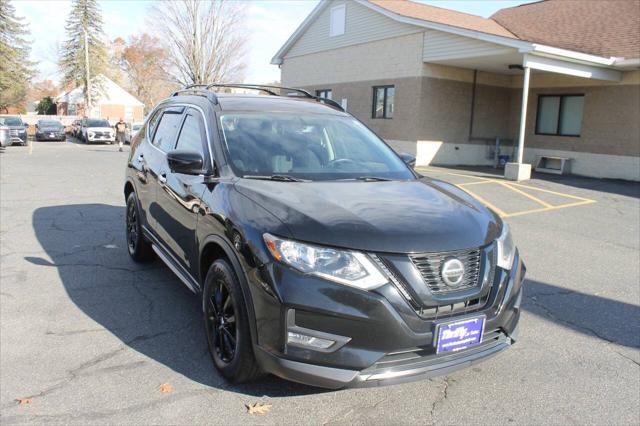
[491,0,640,58]
[368,0,517,39]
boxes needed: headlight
[496,223,516,270]
[19,129,26,133]
[263,233,387,290]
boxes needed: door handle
[159,173,167,184]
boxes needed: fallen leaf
[159,383,173,393]
[246,402,272,415]
[16,398,32,405]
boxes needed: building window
[316,89,332,100]
[329,4,346,37]
[535,94,584,136]
[372,85,395,119]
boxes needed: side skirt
[142,225,200,294]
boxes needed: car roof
[168,93,346,116]
[215,94,346,115]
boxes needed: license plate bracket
[435,315,485,354]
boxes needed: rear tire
[203,259,262,383]
[125,192,154,262]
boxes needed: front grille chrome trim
[410,248,483,294]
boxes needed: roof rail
[171,85,218,103]
[173,83,344,111]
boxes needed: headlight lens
[263,233,387,290]
[496,223,515,270]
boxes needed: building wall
[282,32,425,86]
[280,11,640,180]
[286,0,421,59]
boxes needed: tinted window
[153,111,183,151]
[219,112,413,181]
[175,111,204,156]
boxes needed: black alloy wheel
[126,200,138,253]
[207,279,237,364]
[125,192,154,262]
[203,259,261,382]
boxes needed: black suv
[124,84,525,389]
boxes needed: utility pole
[84,28,92,116]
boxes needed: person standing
[115,118,127,152]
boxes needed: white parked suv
[81,118,115,144]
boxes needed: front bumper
[36,132,65,140]
[8,133,27,145]
[249,250,525,389]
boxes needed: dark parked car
[0,116,28,146]
[35,119,66,141]
[124,84,525,389]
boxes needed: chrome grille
[410,248,481,294]
[10,129,18,136]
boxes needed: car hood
[87,127,113,132]
[234,178,501,253]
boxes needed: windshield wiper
[354,176,393,182]
[242,174,309,182]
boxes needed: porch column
[505,66,532,181]
[516,66,530,163]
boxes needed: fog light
[287,332,335,349]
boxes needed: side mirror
[399,153,416,168]
[167,150,204,175]
[24,123,29,128]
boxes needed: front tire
[203,259,261,383]
[125,192,154,262]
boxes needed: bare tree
[120,34,178,112]
[151,0,247,86]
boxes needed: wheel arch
[124,179,135,201]
[199,235,259,346]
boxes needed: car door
[129,107,165,229]
[154,107,209,276]
[144,106,185,240]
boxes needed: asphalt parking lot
[1,139,639,425]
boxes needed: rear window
[38,120,61,126]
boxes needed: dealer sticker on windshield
[435,316,485,354]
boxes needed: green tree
[59,0,107,112]
[36,96,56,115]
[0,0,35,112]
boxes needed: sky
[13,0,532,85]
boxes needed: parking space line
[497,181,554,208]
[455,184,509,217]
[456,180,496,187]
[508,182,596,203]
[503,199,596,218]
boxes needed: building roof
[369,0,516,39]
[55,75,144,107]
[272,0,640,66]
[492,0,640,59]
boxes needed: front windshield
[87,119,110,127]
[39,120,60,127]
[219,113,414,181]
[0,117,23,126]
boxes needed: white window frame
[329,4,346,37]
